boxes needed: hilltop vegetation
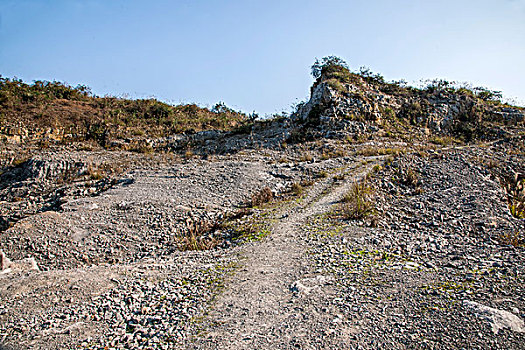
[297,56,524,142]
[0,76,248,146]
[311,55,508,103]
[2,57,523,151]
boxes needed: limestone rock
[463,300,525,334]
[0,250,39,273]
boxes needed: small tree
[358,66,385,84]
[311,56,349,79]
[473,87,502,102]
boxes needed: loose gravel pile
[0,249,239,349]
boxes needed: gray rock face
[296,82,381,123]
[294,76,525,135]
[464,300,525,334]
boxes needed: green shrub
[474,87,502,102]
[358,66,385,85]
[311,56,350,79]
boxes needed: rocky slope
[0,65,524,349]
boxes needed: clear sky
[1,0,524,115]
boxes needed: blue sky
[1,0,524,115]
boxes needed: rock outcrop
[294,72,524,139]
[0,250,39,273]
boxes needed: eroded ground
[0,137,524,349]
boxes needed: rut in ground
[189,160,379,350]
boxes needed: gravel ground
[303,146,525,349]
[0,156,314,270]
[0,249,239,349]
[0,141,524,349]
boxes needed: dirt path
[190,160,379,349]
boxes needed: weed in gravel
[291,182,304,196]
[299,153,313,162]
[356,146,406,157]
[250,187,274,207]
[320,147,346,159]
[333,173,345,181]
[87,163,105,180]
[223,215,272,243]
[501,175,525,220]
[317,170,328,178]
[510,204,525,219]
[132,144,154,154]
[341,180,376,220]
[179,218,222,251]
[300,179,315,187]
[498,231,524,248]
[371,164,383,173]
[429,136,455,146]
[180,232,221,251]
[470,155,500,170]
[419,281,474,299]
[393,165,420,188]
[184,149,194,159]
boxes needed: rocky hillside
[294,60,524,142]
[0,60,524,349]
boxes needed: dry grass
[429,135,456,146]
[299,153,313,162]
[86,163,105,180]
[321,147,346,160]
[251,187,274,207]
[393,165,420,188]
[501,175,525,220]
[341,180,376,220]
[184,149,194,159]
[317,170,328,178]
[470,156,500,170]
[291,182,304,196]
[179,218,222,251]
[498,231,524,248]
[333,173,345,181]
[355,146,406,157]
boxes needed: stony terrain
[1,139,523,349]
[1,64,524,349]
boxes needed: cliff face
[294,72,524,140]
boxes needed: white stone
[0,250,39,273]
[463,300,525,334]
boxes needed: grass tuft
[179,218,222,251]
[251,187,274,207]
[341,180,376,220]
